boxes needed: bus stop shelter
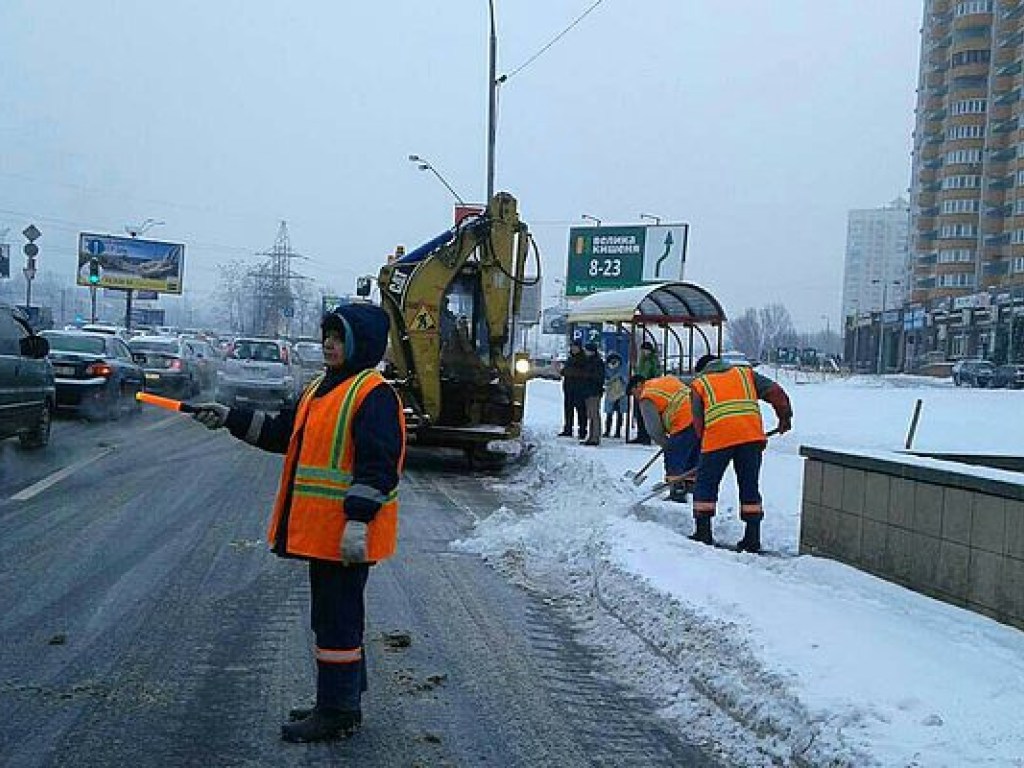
[566,281,728,375]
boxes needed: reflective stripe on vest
[640,376,693,435]
[693,366,765,452]
[266,369,405,562]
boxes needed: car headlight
[514,358,531,375]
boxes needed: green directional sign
[566,223,689,296]
[566,226,646,296]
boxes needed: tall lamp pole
[873,279,901,375]
[486,0,498,203]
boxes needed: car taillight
[86,362,113,377]
[168,358,183,371]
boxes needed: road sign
[23,224,41,242]
[565,224,689,296]
[23,243,39,258]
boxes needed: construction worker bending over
[629,374,701,502]
[189,303,406,743]
[689,354,792,552]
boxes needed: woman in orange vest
[190,303,406,743]
[689,354,792,552]
[629,374,700,501]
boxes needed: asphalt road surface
[0,408,722,767]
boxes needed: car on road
[0,304,55,448]
[41,330,145,420]
[216,337,299,410]
[990,363,1024,390]
[951,359,996,388]
[128,336,203,398]
[181,337,220,392]
[292,341,325,388]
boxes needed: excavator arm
[377,192,533,446]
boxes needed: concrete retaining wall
[800,446,1024,631]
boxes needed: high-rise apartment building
[841,199,909,321]
[908,0,1024,364]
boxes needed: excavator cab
[377,192,535,458]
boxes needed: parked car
[527,356,562,380]
[128,336,203,398]
[293,341,325,388]
[990,363,1024,390]
[951,359,996,388]
[41,330,145,420]
[0,304,55,448]
[217,337,299,410]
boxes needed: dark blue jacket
[225,303,403,538]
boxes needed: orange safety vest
[266,369,406,562]
[639,376,693,435]
[691,366,765,453]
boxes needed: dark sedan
[128,336,201,398]
[991,363,1024,389]
[41,330,145,420]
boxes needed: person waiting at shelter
[602,352,629,438]
[558,341,588,439]
[688,353,793,552]
[629,374,700,502]
[578,342,605,446]
[627,340,661,444]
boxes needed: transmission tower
[251,221,309,337]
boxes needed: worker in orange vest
[629,374,700,501]
[688,354,792,552]
[190,303,406,743]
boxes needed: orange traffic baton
[135,392,198,414]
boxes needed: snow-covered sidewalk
[456,375,1024,767]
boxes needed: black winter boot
[288,705,316,721]
[688,515,713,545]
[603,414,612,438]
[736,518,762,553]
[614,413,623,439]
[281,707,362,743]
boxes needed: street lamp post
[872,279,902,375]
[581,214,602,226]
[639,213,662,225]
[408,154,466,204]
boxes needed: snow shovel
[625,448,664,486]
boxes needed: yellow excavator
[377,192,537,461]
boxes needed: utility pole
[486,0,498,202]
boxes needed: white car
[216,337,300,410]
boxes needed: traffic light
[88,257,101,285]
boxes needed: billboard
[565,224,689,296]
[77,233,185,294]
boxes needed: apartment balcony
[992,118,1018,133]
[989,147,1018,161]
[995,88,1022,105]
[987,175,1016,189]
[983,259,1011,276]
[986,203,1013,216]
[998,29,1024,48]
[997,60,1023,77]
[985,232,1012,245]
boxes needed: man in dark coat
[558,341,588,439]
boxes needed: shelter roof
[566,282,726,325]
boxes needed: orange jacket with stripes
[689,365,766,453]
[638,376,693,436]
[266,369,406,562]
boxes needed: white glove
[340,521,369,564]
[191,402,230,430]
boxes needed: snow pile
[456,377,1024,767]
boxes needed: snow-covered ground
[454,370,1024,768]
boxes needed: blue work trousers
[310,560,370,711]
[692,442,765,520]
[664,426,701,477]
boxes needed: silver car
[216,337,300,410]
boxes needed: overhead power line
[501,0,605,84]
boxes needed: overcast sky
[0,1,921,331]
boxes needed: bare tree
[214,259,253,334]
[725,303,798,362]
[726,308,765,361]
